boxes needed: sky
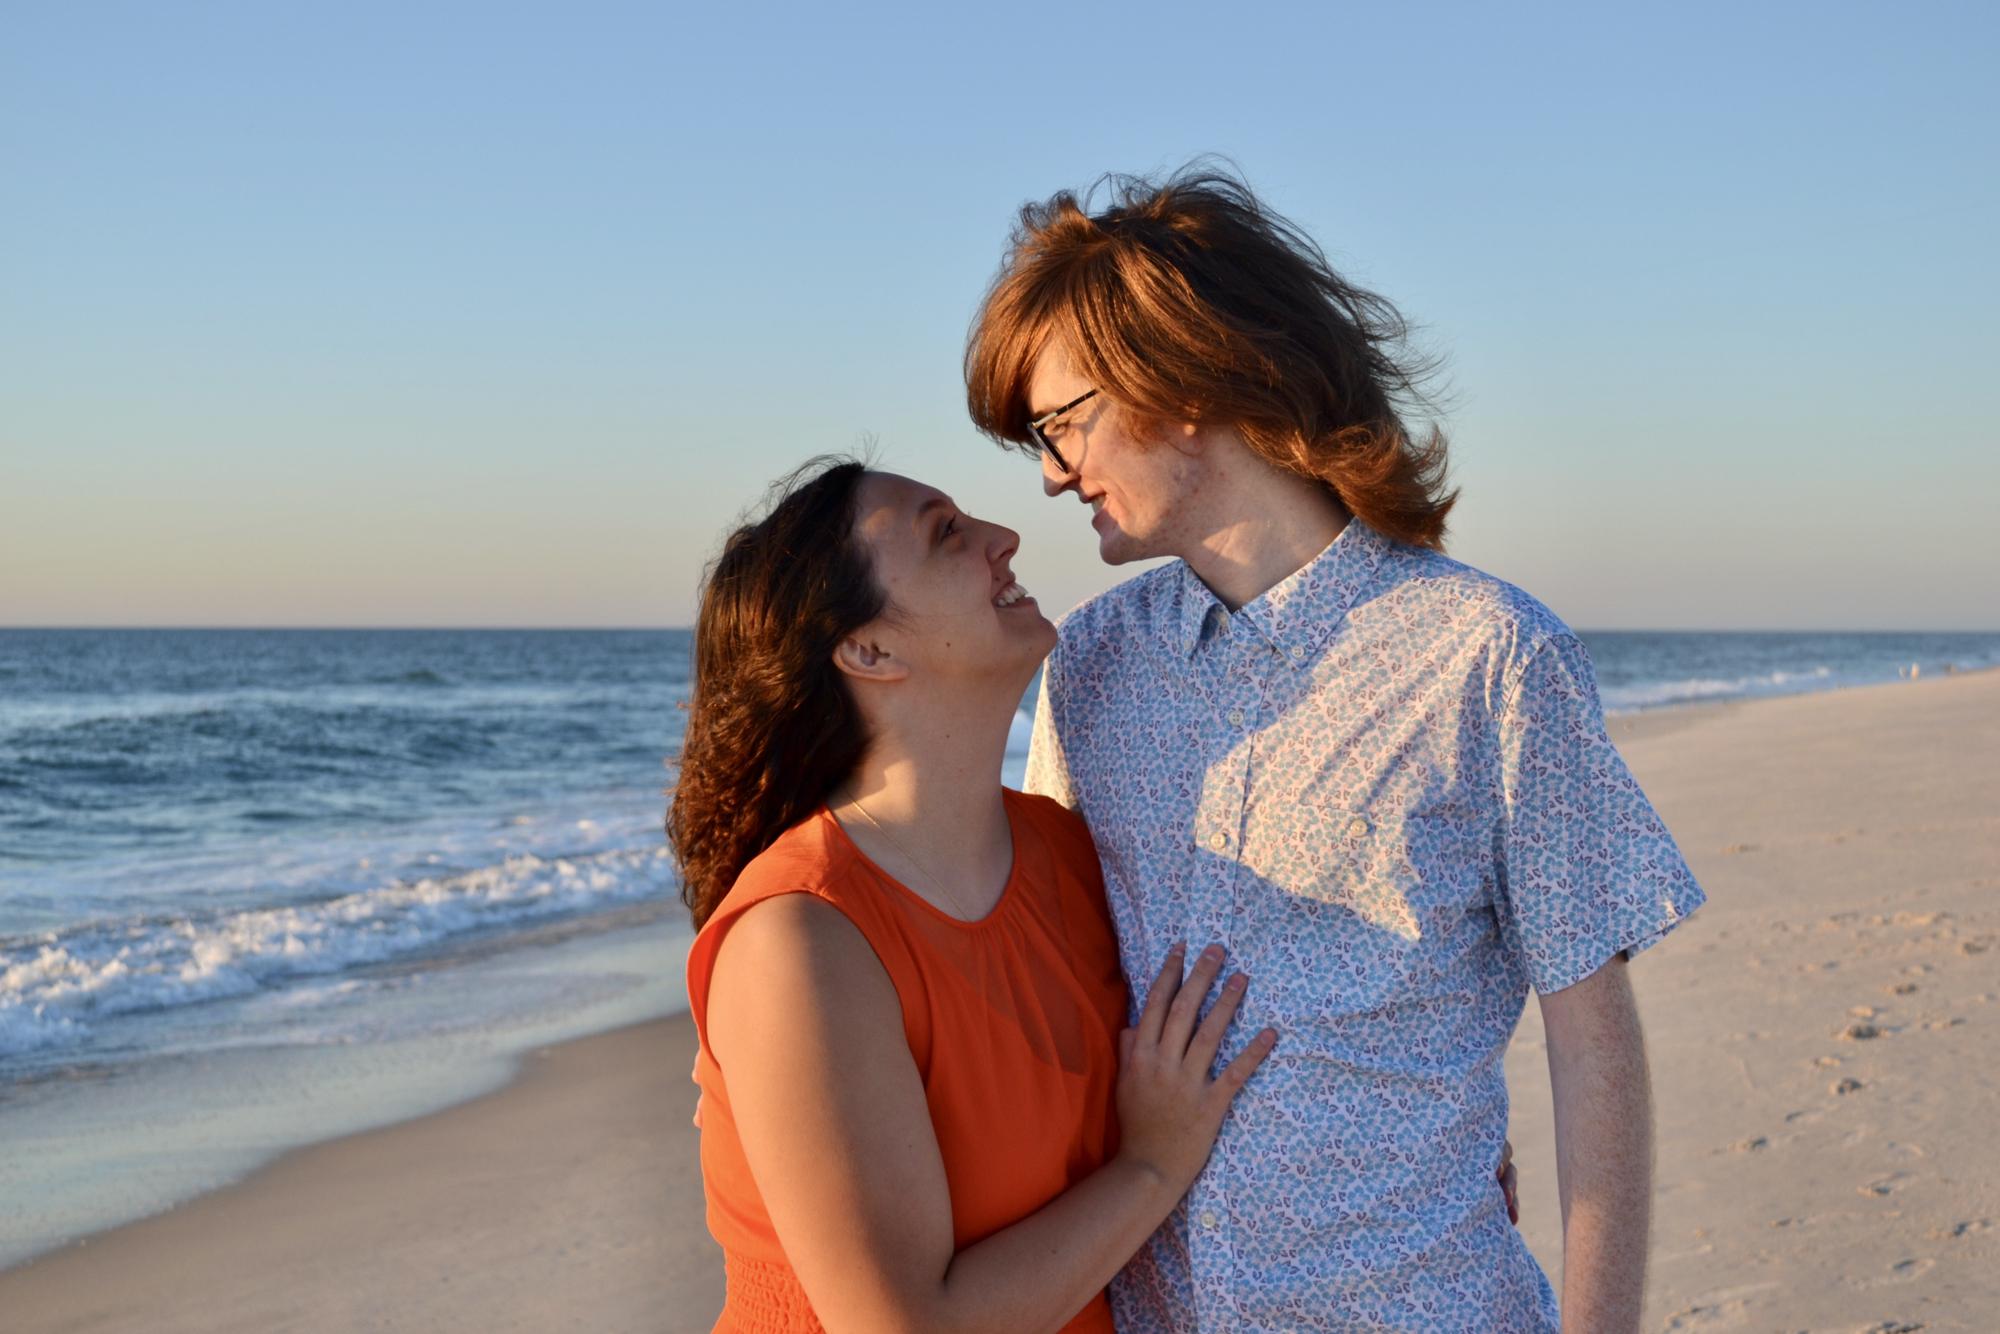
[3,1,1995,630]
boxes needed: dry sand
[1511,669,1999,1331]
[3,670,1993,1332]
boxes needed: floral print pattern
[1026,519,1705,1332]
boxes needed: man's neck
[1179,463,1350,612]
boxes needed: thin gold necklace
[842,789,983,921]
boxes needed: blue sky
[3,1,1994,629]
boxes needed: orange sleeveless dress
[685,788,1128,1333]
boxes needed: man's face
[1024,345,1201,566]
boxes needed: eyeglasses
[1025,389,1098,474]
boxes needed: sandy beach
[0,1018,724,1334]
[4,669,1994,1332]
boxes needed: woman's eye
[941,517,959,541]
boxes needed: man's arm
[1537,954,1652,1334]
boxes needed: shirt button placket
[1189,1156,1242,1332]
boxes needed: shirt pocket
[1250,806,1469,1016]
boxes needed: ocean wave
[1601,665,1835,712]
[0,844,677,1061]
[369,669,452,686]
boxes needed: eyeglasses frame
[1025,389,1099,475]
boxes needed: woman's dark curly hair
[667,457,886,928]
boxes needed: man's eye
[942,517,959,540]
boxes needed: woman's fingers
[1187,972,1249,1069]
[1133,943,1186,1047]
[1162,944,1225,1053]
[1209,1027,1279,1104]
[1494,1138,1520,1223]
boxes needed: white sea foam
[1601,665,1836,713]
[0,843,676,1061]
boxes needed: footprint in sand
[1856,1256,1937,1288]
[1659,1283,1783,1330]
[1858,1322,1926,1333]
[1839,1020,1884,1040]
[1660,1298,1750,1329]
[1831,1077,1866,1095]
[1859,1172,1913,1197]
[1930,1218,1991,1239]
[1886,981,1920,995]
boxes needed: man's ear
[1174,417,1247,461]
[1169,416,1209,458]
[832,634,911,684]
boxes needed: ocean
[3,625,1997,1267]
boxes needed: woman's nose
[987,522,1022,562]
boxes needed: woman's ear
[832,634,911,684]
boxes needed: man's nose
[1041,452,1077,498]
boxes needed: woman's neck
[833,689,1019,916]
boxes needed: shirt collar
[1172,518,1386,665]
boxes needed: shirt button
[1227,707,1245,727]
[1346,816,1370,838]
[1289,645,1306,661]
[1208,832,1228,850]
[1199,1210,1219,1229]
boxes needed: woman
[668,457,1276,1332]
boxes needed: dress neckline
[819,789,1027,929]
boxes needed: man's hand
[1538,954,1652,1334]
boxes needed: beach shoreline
[0,1014,724,1334]
[4,666,1994,1330]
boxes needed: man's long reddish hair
[966,166,1456,548]
[667,458,885,928]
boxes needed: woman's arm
[705,894,1269,1334]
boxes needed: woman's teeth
[994,581,1030,608]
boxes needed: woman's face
[846,471,1056,690]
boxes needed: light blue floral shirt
[1025,518,1705,1332]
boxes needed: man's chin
[1095,529,1150,566]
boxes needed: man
[965,169,1705,1332]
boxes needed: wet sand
[0,1017,722,1334]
